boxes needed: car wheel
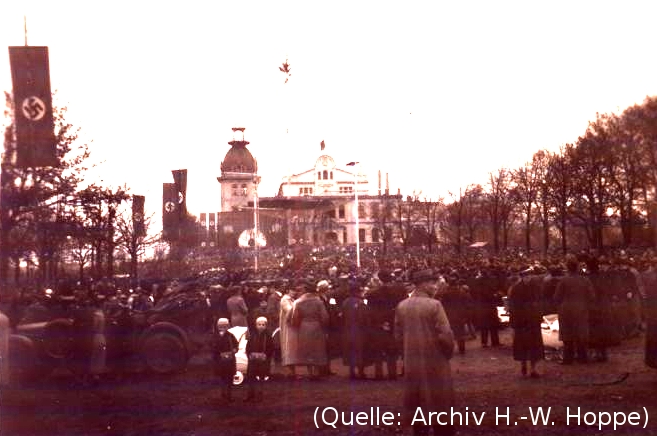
[43,318,75,361]
[8,335,46,384]
[233,370,245,386]
[141,332,187,374]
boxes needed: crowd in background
[1,244,654,390]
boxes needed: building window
[339,205,345,219]
[359,228,366,243]
[330,171,333,180]
[359,203,366,217]
[299,188,304,195]
[318,171,321,180]
[323,170,328,180]
[372,227,381,242]
[231,183,238,196]
[370,203,380,216]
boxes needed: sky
[2,1,657,225]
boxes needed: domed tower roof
[221,127,257,174]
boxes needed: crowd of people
[2,245,655,436]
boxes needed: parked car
[8,297,106,383]
[104,289,215,375]
[8,287,218,384]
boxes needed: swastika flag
[8,46,57,168]
[162,183,179,241]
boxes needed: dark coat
[508,276,544,362]
[438,285,474,340]
[587,271,616,347]
[554,273,595,343]
[341,295,370,367]
[211,331,238,382]
[366,284,405,357]
[246,329,275,378]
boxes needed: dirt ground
[2,328,657,436]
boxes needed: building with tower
[217,128,259,212]
[201,129,404,250]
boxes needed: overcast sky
[2,1,657,222]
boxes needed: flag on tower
[320,140,325,151]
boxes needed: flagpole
[253,176,261,272]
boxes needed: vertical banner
[209,212,216,230]
[162,183,179,241]
[208,212,216,246]
[199,212,207,241]
[132,195,146,237]
[8,46,57,168]
[171,169,187,219]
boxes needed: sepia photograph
[1,1,657,435]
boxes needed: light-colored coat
[395,287,455,425]
[279,294,299,366]
[291,292,329,366]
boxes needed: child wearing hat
[212,318,239,402]
[245,316,275,402]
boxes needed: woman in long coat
[395,271,455,436]
[291,281,329,379]
[508,271,544,377]
[279,284,300,377]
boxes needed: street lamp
[346,161,360,269]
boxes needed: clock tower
[217,127,259,212]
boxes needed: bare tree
[546,144,576,254]
[512,153,543,253]
[394,192,421,253]
[484,169,513,253]
[370,194,397,255]
[114,207,159,280]
[417,196,444,253]
[442,188,466,255]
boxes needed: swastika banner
[8,46,57,168]
[162,183,179,241]
[171,169,187,219]
[132,195,146,237]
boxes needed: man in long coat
[291,279,329,379]
[226,286,248,328]
[395,269,455,436]
[554,255,595,364]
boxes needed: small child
[212,318,238,402]
[245,316,275,402]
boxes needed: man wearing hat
[395,269,455,436]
